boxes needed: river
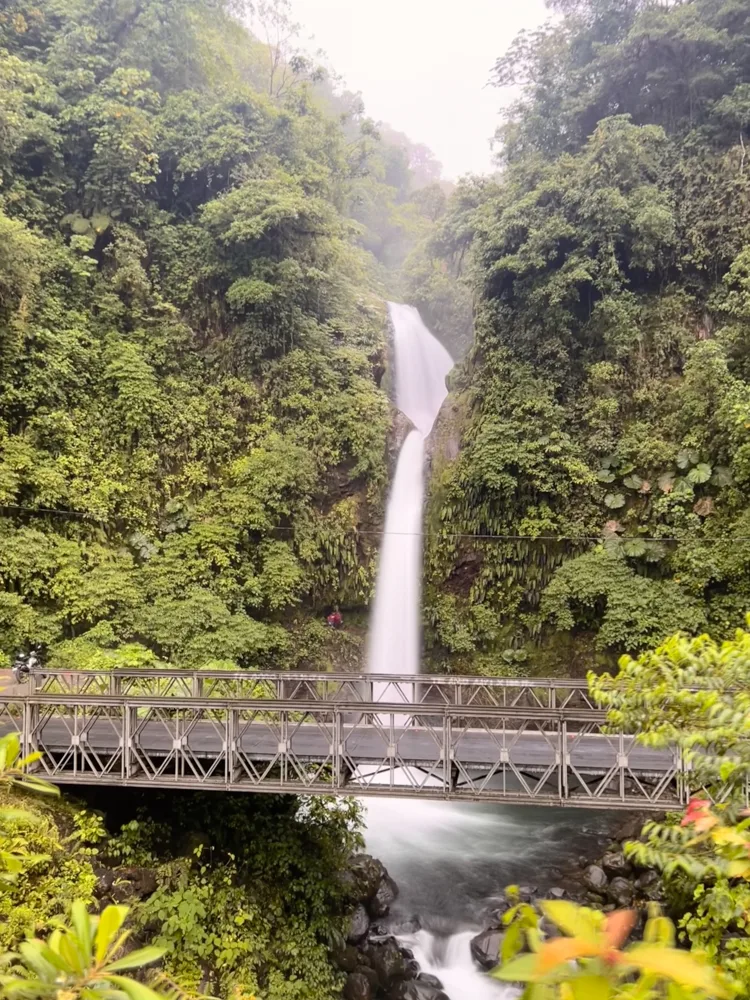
[363,798,618,997]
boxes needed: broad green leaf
[712,466,733,487]
[104,973,167,1000]
[726,859,750,878]
[622,474,643,490]
[622,539,647,558]
[58,928,85,975]
[95,906,129,965]
[18,940,59,980]
[604,493,626,509]
[687,463,712,485]
[71,900,94,960]
[491,952,539,982]
[597,470,615,483]
[105,946,165,972]
[643,914,675,947]
[627,945,726,995]
[501,919,524,963]
[677,449,700,470]
[541,902,601,944]
[570,975,611,1000]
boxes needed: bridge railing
[0,686,688,810]
[20,669,600,711]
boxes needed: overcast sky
[291,0,550,179]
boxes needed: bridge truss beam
[0,683,692,810]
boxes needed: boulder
[92,864,116,899]
[602,852,632,878]
[356,966,380,992]
[417,974,445,990]
[110,866,158,902]
[636,870,662,901]
[368,938,410,987]
[607,877,634,907]
[583,865,608,895]
[347,904,370,943]
[333,944,360,973]
[636,870,659,891]
[548,887,566,899]
[369,875,399,918]
[343,855,387,903]
[389,983,450,1000]
[344,972,373,1000]
[470,928,503,970]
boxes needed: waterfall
[364,304,508,999]
[366,303,452,679]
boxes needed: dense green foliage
[91,792,362,1000]
[0,0,447,672]
[424,0,750,671]
[0,773,364,1000]
[592,624,750,993]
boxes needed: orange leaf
[604,910,636,950]
[536,938,602,974]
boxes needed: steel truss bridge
[0,669,692,810]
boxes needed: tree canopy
[0,0,442,672]
[422,0,750,672]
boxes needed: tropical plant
[0,734,59,802]
[494,898,728,1000]
[0,901,165,1000]
[590,623,750,991]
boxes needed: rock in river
[583,864,608,895]
[601,851,632,878]
[368,938,409,987]
[369,875,399,918]
[347,904,370,943]
[389,982,450,1000]
[607,877,634,907]
[470,928,503,970]
[344,971,373,1000]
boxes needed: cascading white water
[365,304,511,998]
[366,303,452,680]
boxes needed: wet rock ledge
[336,855,449,1000]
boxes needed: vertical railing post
[559,719,568,803]
[333,710,342,791]
[22,700,37,761]
[443,712,452,797]
[123,705,134,780]
[226,707,235,787]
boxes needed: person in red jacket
[326,609,343,630]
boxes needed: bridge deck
[0,669,691,809]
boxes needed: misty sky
[292,0,550,179]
